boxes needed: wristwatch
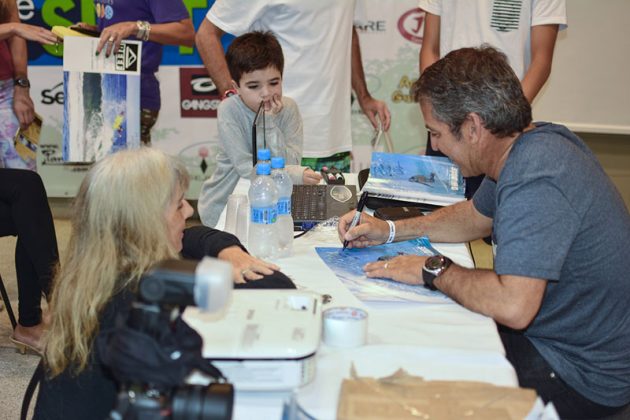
[14,77,30,88]
[422,255,452,291]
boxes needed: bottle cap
[271,156,285,169]
[257,148,271,161]
[256,162,271,175]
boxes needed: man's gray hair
[412,45,532,138]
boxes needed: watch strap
[14,77,30,88]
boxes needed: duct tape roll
[322,307,368,348]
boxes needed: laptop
[292,184,357,230]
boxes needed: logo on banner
[115,44,139,72]
[398,8,425,44]
[179,68,220,118]
[392,75,418,104]
[355,20,386,33]
[41,82,64,105]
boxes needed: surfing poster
[62,36,141,162]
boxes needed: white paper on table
[63,36,142,75]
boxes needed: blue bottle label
[250,206,277,224]
[277,197,291,215]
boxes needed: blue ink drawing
[363,152,465,205]
[315,237,451,304]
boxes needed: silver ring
[384,262,389,269]
[108,36,115,43]
[241,269,251,276]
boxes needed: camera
[100,257,235,420]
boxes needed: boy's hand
[302,168,322,185]
[265,94,283,115]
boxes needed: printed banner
[23,0,427,197]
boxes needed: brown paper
[337,368,537,420]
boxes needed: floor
[0,199,494,419]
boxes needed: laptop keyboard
[292,185,328,221]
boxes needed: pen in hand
[343,191,369,250]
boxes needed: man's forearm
[395,200,492,243]
[435,265,546,330]
[521,24,559,102]
[195,19,233,95]
[350,27,370,101]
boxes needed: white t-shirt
[207,0,358,158]
[417,0,567,78]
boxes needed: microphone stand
[251,101,265,166]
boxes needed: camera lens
[171,383,233,420]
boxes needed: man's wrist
[422,255,453,291]
[221,88,237,100]
[136,20,151,41]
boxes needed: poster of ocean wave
[63,71,140,162]
[315,237,452,304]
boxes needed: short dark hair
[412,45,532,138]
[226,31,284,85]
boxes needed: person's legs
[499,326,627,419]
[0,169,59,350]
[140,109,160,146]
[301,151,352,173]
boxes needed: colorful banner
[23,0,427,197]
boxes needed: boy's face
[234,66,283,113]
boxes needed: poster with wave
[62,37,141,162]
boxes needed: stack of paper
[362,152,466,206]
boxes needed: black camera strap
[21,359,44,420]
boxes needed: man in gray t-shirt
[338,46,630,419]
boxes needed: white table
[211,178,517,419]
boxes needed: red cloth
[0,40,14,81]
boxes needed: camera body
[103,258,235,420]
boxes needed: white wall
[533,0,630,134]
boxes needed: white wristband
[385,220,396,244]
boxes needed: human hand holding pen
[339,192,389,249]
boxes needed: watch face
[15,78,30,88]
[425,256,444,271]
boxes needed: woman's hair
[44,148,189,376]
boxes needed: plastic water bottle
[271,156,294,257]
[253,148,271,176]
[247,162,279,259]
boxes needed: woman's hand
[10,23,58,44]
[302,168,322,185]
[217,246,280,284]
[12,88,34,130]
[363,255,428,285]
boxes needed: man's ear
[466,113,484,144]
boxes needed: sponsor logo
[41,82,64,105]
[398,8,425,44]
[179,68,221,118]
[115,43,139,73]
[17,0,36,20]
[355,20,386,33]
[391,75,418,104]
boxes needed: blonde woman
[34,148,285,418]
